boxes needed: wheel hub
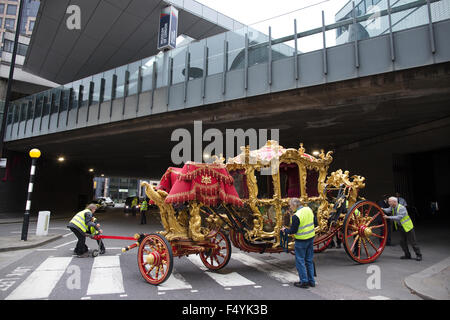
[145,251,161,266]
[359,225,372,238]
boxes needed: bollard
[36,211,50,236]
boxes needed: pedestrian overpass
[5,0,450,144]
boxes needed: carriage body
[139,141,387,285]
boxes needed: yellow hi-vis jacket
[69,209,91,233]
[393,204,414,232]
[293,207,315,240]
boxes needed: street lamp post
[21,148,41,241]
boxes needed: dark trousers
[69,227,88,255]
[294,237,315,285]
[386,219,392,245]
[400,228,421,257]
[140,210,147,224]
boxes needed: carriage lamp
[89,168,94,172]
[312,150,320,156]
[57,156,65,162]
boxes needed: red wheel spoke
[362,239,370,258]
[370,224,385,229]
[371,233,384,239]
[365,205,373,218]
[357,239,361,259]
[367,212,381,226]
[366,238,378,251]
[350,235,359,252]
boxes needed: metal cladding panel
[326,43,358,83]
[48,114,59,133]
[434,19,450,64]
[168,84,185,111]
[394,26,434,70]
[75,108,88,129]
[204,74,224,105]
[137,92,152,117]
[271,57,296,93]
[124,95,139,120]
[185,79,203,109]
[224,70,246,101]
[18,122,26,140]
[66,109,77,131]
[298,51,326,88]
[40,115,50,134]
[111,99,124,122]
[87,104,99,126]
[152,88,169,114]
[247,63,270,97]
[357,35,394,78]
[58,112,67,130]
[98,102,112,125]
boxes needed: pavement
[404,256,450,300]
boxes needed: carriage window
[306,169,319,197]
[279,163,300,198]
[230,170,249,199]
[255,169,274,199]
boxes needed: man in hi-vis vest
[382,197,422,261]
[281,198,316,288]
[67,204,102,257]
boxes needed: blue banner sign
[158,6,179,51]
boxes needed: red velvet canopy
[163,162,243,207]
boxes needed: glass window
[80,77,92,107]
[140,57,155,92]
[115,65,127,99]
[155,52,168,88]
[4,18,15,30]
[42,92,50,116]
[26,100,33,120]
[50,90,59,114]
[29,20,35,32]
[71,81,81,109]
[226,29,247,71]
[34,94,43,118]
[0,5,5,14]
[206,33,225,76]
[103,69,115,102]
[20,101,27,120]
[0,18,3,28]
[3,40,14,53]
[187,39,206,81]
[13,104,19,123]
[92,73,102,104]
[7,4,17,15]
[170,45,188,84]
[127,60,141,96]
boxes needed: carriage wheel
[137,233,173,285]
[314,237,333,253]
[200,231,231,271]
[343,200,387,264]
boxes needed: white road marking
[158,272,192,291]
[86,256,125,296]
[190,290,199,293]
[232,252,299,284]
[53,240,77,249]
[5,257,72,300]
[81,296,91,300]
[369,295,391,300]
[63,233,73,238]
[186,255,255,287]
[35,249,57,251]
[120,294,128,298]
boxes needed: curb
[0,234,63,252]
[404,257,450,300]
[0,216,73,225]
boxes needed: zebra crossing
[1,250,391,300]
[2,251,302,300]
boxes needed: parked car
[92,199,107,212]
[98,197,115,207]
